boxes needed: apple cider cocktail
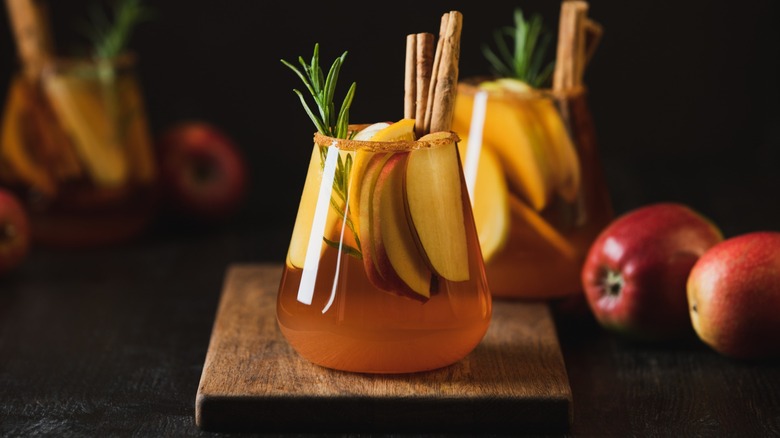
[1,0,157,246]
[278,31,491,374]
[277,125,491,374]
[452,80,612,299]
[450,5,612,299]
[0,56,158,246]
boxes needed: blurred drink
[452,79,613,299]
[0,55,158,246]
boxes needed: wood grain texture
[196,264,572,434]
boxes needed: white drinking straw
[297,145,340,305]
[463,90,488,204]
[321,190,350,314]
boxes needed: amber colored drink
[452,79,613,299]
[0,55,157,246]
[277,128,491,374]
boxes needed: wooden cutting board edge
[195,263,573,434]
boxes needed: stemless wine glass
[276,127,492,374]
[0,54,158,247]
[451,78,613,300]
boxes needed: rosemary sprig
[282,44,362,258]
[281,44,357,139]
[482,8,555,88]
[79,0,154,59]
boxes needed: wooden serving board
[196,264,572,434]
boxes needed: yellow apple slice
[348,119,416,239]
[367,118,416,142]
[287,145,342,269]
[453,86,552,211]
[507,195,576,260]
[491,78,534,93]
[458,135,510,263]
[490,78,580,202]
[118,75,156,184]
[377,153,431,299]
[0,76,57,196]
[44,74,128,187]
[531,99,581,202]
[405,132,470,282]
[348,124,388,228]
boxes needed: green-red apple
[687,231,780,360]
[581,202,723,341]
[157,121,248,223]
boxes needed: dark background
[2,3,780,436]
[1,0,779,256]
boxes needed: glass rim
[458,76,587,100]
[313,127,460,152]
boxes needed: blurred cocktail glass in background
[0,0,157,247]
[451,2,613,300]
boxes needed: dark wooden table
[1,219,778,437]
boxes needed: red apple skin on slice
[358,152,392,289]
[358,152,430,300]
[375,153,432,301]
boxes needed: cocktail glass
[0,54,158,246]
[451,79,613,300]
[276,127,492,373]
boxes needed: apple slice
[453,85,552,211]
[0,77,57,196]
[376,153,431,299]
[358,152,427,300]
[405,132,470,282]
[287,145,342,268]
[118,75,156,184]
[358,152,391,287]
[353,122,391,141]
[368,118,416,142]
[507,195,576,260]
[458,134,510,263]
[44,74,129,187]
[529,98,581,203]
[489,78,580,203]
[348,119,415,238]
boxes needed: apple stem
[604,269,624,297]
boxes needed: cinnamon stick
[422,12,450,134]
[428,10,462,133]
[5,0,54,83]
[414,32,433,138]
[553,0,588,92]
[404,33,417,120]
[583,18,603,70]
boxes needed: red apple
[581,202,723,341]
[0,189,31,276]
[687,231,780,360]
[157,121,248,222]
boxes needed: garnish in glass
[481,7,555,89]
[281,44,361,258]
[79,0,154,59]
